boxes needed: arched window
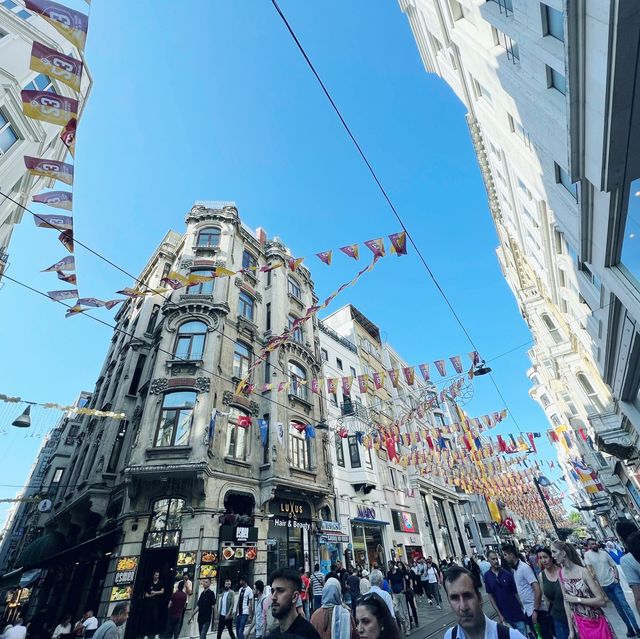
[233,341,252,379]
[577,373,605,412]
[225,408,250,461]
[238,291,255,321]
[289,421,309,469]
[154,392,196,447]
[174,320,207,360]
[288,361,308,401]
[187,269,214,295]
[541,313,562,344]
[197,227,221,248]
[288,315,303,343]
[288,276,302,300]
[147,498,184,548]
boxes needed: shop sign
[320,533,350,543]
[220,525,259,543]
[270,498,311,520]
[113,556,138,587]
[320,520,343,533]
[273,517,311,531]
[356,505,376,520]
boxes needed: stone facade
[3,203,332,632]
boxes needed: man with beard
[268,567,321,639]
[443,566,526,639]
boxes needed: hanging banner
[21,90,78,126]
[59,229,74,253]
[364,238,385,257]
[25,0,89,51]
[32,190,72,210]
[42,255,75,272]
[57,271,77,284]
[389,231,407,255]
[60,118,77,157]
[24,156,74,185]
[340,244,359,260]
[34,213,73,230]
[316,250,332,265]
[29,41,83,92]
[65,304,86,318]
[47,289,78,301]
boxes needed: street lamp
[11,405,31,428]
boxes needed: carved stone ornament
[221,391,259,417]
[249,401,259,416]
[149,378,169,395]
[222,390,235,406]
[255,292,263,303]
[181,258,194,269]
[234,277,243,289]
[195,377,211,393]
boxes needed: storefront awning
[351,518,390,526]
[19,569,42,588]
[17,532,66,568]
[0,567,23,591]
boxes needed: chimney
[256,227,267,245]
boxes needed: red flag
[237,415,252,428]
[528,432,537,453]
[386,436,398,462]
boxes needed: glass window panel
[174,409,192,446]
[2,1,17,8]
[155,411,177,447]
[163,391,196,408]
[544,4,564,41]
[621,179,640,286]
[0,111,7,127]
[197,227,221,247]
[16,9,29,19]
[0,124,18,154]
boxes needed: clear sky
[0,1,564,522]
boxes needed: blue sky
[0,1,563,520]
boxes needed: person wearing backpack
[443,565,526,639]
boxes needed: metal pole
[534,477,560,537]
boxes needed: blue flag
[305,424,316,439]
[258,418,269,447]
[208,410,217,442]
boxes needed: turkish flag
[237,415,252,428]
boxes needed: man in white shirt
[478,556,491,576]
[81,611,99,639]
[585,537,640,636]
[368,569,395,618]
[443,566,526,639]
[501,544,541,629]
[4,619,26,639]
[235,576,253,639]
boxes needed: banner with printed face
[57,271,77,284]
[24,156,74,185]
[25,0,89,51]
[59,229,74,253]
[30,41,83,92]
[34,213,73,230]
[32,190,72,210]
[21,90,78,126]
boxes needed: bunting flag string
[0,392,125,419]
[235,254,385,395]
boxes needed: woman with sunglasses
[355,593,400,639]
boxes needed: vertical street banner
[32,191,73,210]
[30,41,83,92]
[24,156,74,185]
[25,0,89,52]
[21,90,78,126]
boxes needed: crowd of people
[8,521,640,639]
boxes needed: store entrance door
[126,546,178,639]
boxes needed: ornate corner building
[0,203,333,629]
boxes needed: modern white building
[399,0,640,499]
[0,2,92,276]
